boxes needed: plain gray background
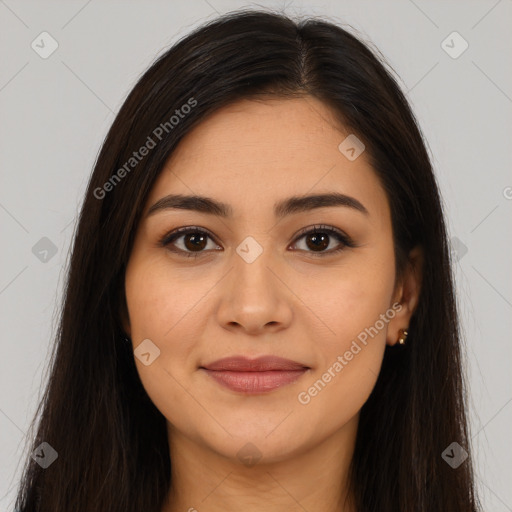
[1,0,511,510]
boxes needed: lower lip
[201,369,308,394]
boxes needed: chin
[198,420,313,466]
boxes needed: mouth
[199,355,310,394]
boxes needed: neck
[161,415,359,512]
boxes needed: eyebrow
[146,192,369,218]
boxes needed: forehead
[145,96,389,222]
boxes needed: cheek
[124,253,209,395]
[295,245,396,412]
[309,250,396,352]
[125,253,206,343]
[124,256,209,425]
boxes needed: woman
[15,9,481,512]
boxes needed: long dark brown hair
[14,9,481,511]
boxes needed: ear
[386,245,423,346]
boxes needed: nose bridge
[233,233,277,297]
[215,232,292,333]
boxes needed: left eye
[159,225,353,258]
[291,225,352,255]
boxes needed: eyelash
[158,224,355,259]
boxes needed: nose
[215,246,293,336]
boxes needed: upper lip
[201,356,309,372]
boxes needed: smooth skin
[123,96,423,512]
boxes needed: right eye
[159,226,222,258]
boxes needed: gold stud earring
[397,328,408,345]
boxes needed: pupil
[185,233,207,251]
[307,233,328,251]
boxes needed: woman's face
[123,96,419,465]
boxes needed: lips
[200,356,309,394]
[201,355,308,372]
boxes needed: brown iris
[184,233,208,251]
[305,232,329,251]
